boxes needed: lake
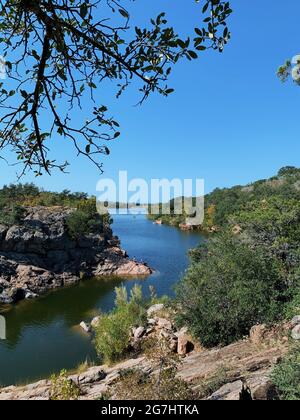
[0,213,204,386]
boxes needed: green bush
[49,369,81,400]
[0,204,25,226]
[175,233,287,347]
[66,198,107,239]
[94,285,147,364]
[287,293,300,318]
[271,345,300,400]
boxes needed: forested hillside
[149,167,300,230]
[174,167,300,398]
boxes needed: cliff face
[0,207,151,304]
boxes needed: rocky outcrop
[0,321,290,401]
[0,207,152,304]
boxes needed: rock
[252,381,279,400]
[159,329,173,339]
[179,223,194,231]
[250,324,267,345]
[175,326,188,337]
[291,324,300,340]
[147,304,164,317]
[169,338,178,352]
[91,316,100,328]
[291,315,300,327]
[176,327,194,356]
[0,291,14,304]
[25,291,38,299]
[156,318,172,331]
[76,369,106,385]
[177,333,189,356]
[133,326,145,340]
[79,321,91,333]
[147,318,156,325]
[146,326,155,335]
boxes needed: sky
[0,0,300,198]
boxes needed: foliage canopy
[0,0,232,175]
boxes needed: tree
[175,233,286,347]
[0,1,232,176]
[277,55,300,85]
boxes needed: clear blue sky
[1,0,300,196]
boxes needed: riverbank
[0,206,151,304]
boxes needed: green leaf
[119,9,129,19]
[165,88,174,95]
[80,3,88,18]
[177,39,186,49]
[20,90,28,98]
[188,50,198,59]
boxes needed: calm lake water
[0,214,204,386]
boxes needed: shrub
[66,198,106,239]
[49,369,81,400]
[0,204,25,226]
[271,344,300,400]
[94,285,147,364]
[175,233,287,347]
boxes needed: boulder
[146,326,155,335]
[250,324,267,345]
[169,338,178,352]
[79,321,91,333]
[252,381,279,400]
[91,316,101,328]
[156,318,172,331]
[147,304,164,317]
[25,291,38,299]
[291,324,300,340]
[176,327,193,356]
[133,326,145,340]
[291,315,300,327]
[177,333,189,356]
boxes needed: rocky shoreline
[0,304,295,400]
[0,207,152,304]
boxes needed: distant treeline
[149,166,300,229]
[0,183,109,233]
[0,183,90,208]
